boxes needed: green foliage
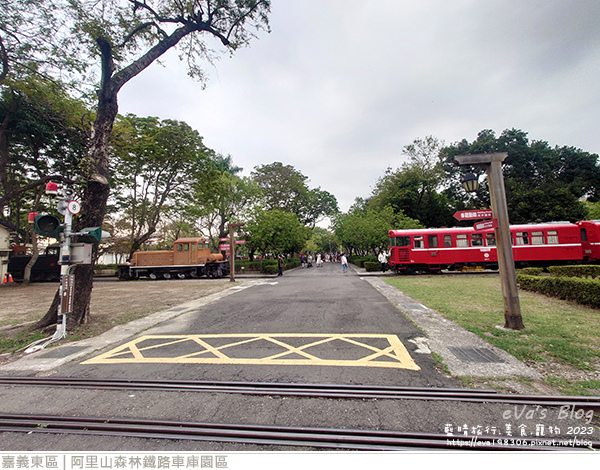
[245,209,310,256]
[363,261,381,272]
[304,227,338,254]
[517,274,600,308]
[547,265,600,278]
[0,77,90,235]
[188,159,262,250]
[516,267,544,276]
[251,162,338,227]
[111,115,215,254]
[442,128,600,224]
[370,136,453,227]
[332,204,422,255]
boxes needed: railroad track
[2,376,600,408]
[1,377,599,451]
[1,413,597,451]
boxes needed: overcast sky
[118,0,600,219]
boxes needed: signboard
[61,274,75,314]
[235,240,246,245]
[473,218,499,231]
[219,244,230,251]
[453,209,493,221]
[219,238,230,242]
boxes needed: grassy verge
[384,275,600,395]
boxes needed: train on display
[117,237,229,280]
[388,220,600,274]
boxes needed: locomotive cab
[577,221,600,262]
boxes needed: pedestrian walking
[341,253,348,274]
[316,253,322,267]
[278,255,284,276]
[378,251,389,272]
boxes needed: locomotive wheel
[148,272,157,280]
[163,273,171,279]
[177,273,186,279]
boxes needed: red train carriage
[388,221,600,274]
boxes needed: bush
[548,265,600,279]
[349,255,377,268]
[517,274,600,308]
[363,261,381,272]
[262,264,279,275]
[516,267,544,276]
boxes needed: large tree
[441,129,600,224]
[36,0,271,329]
[245,209,310,258]
[112,115,214,257]
[370,136,453,228]
[332,201,422,256]
[251,162,338,227]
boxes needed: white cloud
[118,0,600,216]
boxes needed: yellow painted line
[81,333,420,370]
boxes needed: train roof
[174,237,208,243]
[389,221,580,236]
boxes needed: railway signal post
[26,182,104,353]
[453,152,524,330]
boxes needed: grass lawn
[384,274,600,394]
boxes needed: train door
[174,242,193,265]
[577,221,600,261]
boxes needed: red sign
[234,240,246,245]
[219,244,230,251]
[453,209,493,221]
[473,218,499,231]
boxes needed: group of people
[277,251,389,276]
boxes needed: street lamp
[454,153,524,330]
[461,173,479,193]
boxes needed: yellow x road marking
[82,334,420,370]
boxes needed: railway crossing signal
[34,214,63,239]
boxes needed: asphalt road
[61,260,455,387]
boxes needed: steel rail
[1,413,597,451]
[1,377,600,409]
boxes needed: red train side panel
[388,222,584,274]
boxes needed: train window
[390,236,410,247]
[183,244,189,251]
[531,231,544,245]
[444,235,453,247]
[486,233,496,246]
[457,234,468,247]
[580,228,588,243]
[516,232,529,245]
[191,244,196,251]
[176,244,183,252]
[414,236,424,249]
[471,234,483,246]
[428,235,438,248]
[547,231,559,244]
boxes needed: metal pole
[229,223,236,282]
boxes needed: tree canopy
[251,162,338,227]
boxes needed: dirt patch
[0,277,237,361]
